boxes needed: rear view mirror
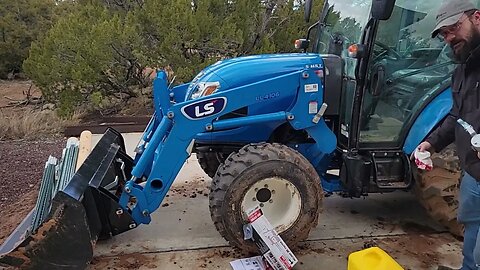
[371,0,395,20]
[304,0,313,22]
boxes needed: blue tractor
[0,0,465,268]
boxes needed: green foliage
[0,0,61,78]
[21,0,324,114]
[90,91,104,107]
[57,88,83,118]
[24,4,143,102]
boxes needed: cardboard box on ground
[230,206,298,270]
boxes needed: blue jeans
[457,173,480,270]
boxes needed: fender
[403,88,453,154]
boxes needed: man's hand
[478,152,480,159]
[417,141,433,152]
[411,141,433,160]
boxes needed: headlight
[191,81,221,99]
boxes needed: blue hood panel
[186,53,323,99]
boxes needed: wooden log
[76,130,92,171]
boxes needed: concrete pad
[90,234,462,270]
[89,133,463,269]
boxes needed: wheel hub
[256,188,271,202]
[242,177,302,233]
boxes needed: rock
[42,103,55,111]
[141,87,153,96]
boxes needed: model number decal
[305,64,323,69]
[181,97,227,120]
[256,92,280,102]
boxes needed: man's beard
[452,26,480,63]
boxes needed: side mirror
[371,0,395,20]
[304,0,313,23]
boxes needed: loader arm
[121,69,337,225]
[0,67,336,269]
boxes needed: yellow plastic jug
[347,247,404,270]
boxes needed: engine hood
[186,53,324,100]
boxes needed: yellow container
[347,247,404,270]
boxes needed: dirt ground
[0,80,42,110]
[0,139,66,243]
[0,80,65,243]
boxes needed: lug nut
[142,210,150,216]
[260,203,264,207]
[116,209,123,215]
[264,184,268,188]
[271,190,275,194]
[129,223,136,229]
[252,198,256,201]
[269,199,273,203]
[125,186,131,193]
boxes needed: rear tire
[197,151,226,178]
[414,145,463,237]
[209,143,322,253]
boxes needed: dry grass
[0,109,81,140]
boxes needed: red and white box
[246,206,298,270]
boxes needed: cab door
[359,2,455,149]
[339,0,456,196]
[353,2,455,191]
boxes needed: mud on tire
[209,143,322,253]
[413,144,463,237]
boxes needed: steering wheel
[316,41,328,53]
[373,41,402,61]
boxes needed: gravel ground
[0,138,66,243]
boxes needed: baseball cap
[431,0,476,38]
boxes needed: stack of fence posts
[30,131,92,232]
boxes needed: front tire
[209,143,322,253]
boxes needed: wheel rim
[241,177,302,233]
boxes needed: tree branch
[267,17,289,39]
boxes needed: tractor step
[372,151,412,189]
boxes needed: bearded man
[416,0,480,269]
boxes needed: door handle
[371,66,385,96]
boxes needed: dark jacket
[426,46,480,181]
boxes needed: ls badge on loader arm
[181,97,227,120]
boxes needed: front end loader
[1,56,336,267]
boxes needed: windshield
[316,0,372,77]
[375,1,445,58]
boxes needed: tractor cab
[310,0,457,197]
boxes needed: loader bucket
[0,128,136,269]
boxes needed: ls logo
[195,102,215,117]
[181,97,227,120]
